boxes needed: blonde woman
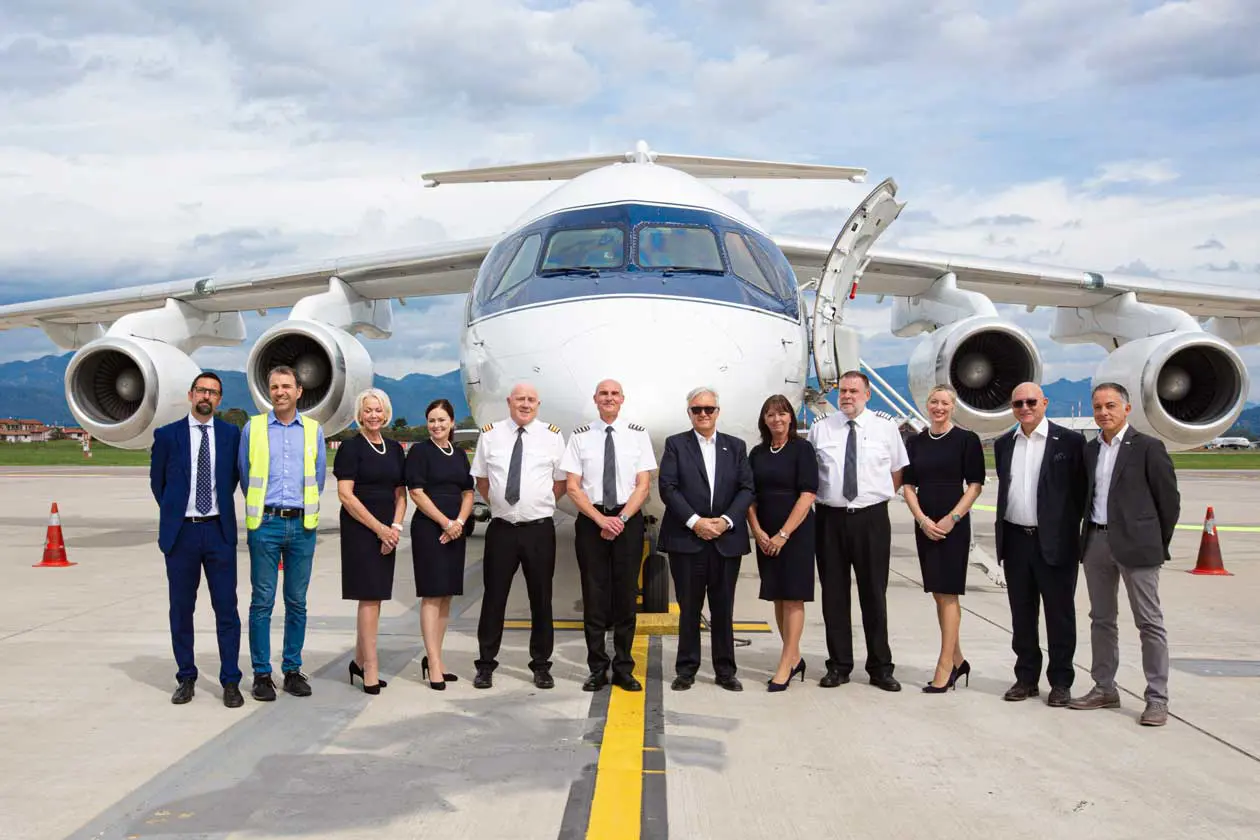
[334,388,406,694]
[901,385,985,693]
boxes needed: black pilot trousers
[476,517,555,673]
[816,502,894,679]
[574,508,644,679]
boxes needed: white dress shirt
[559,416,657,506]
[1092,424,1129,525]
[186,414,218,517]
[1005,417,1048,527]
[808,409,909,508]
[471,418,567,523]
[685,430,734,530]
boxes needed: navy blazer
[993,421,1088,566]
[150,417,242,554]
[657,429,754,557]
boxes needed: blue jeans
[247,514,317,675]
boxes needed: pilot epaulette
[573,424,590,434]
[628,422,646,432]
[547,423,561,434]
[480,423,494,432]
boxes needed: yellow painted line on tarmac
[971,504,1260,533]
[587,633,649,840]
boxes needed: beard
[194,401,213,417]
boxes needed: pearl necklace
[769,439,789,454]
[433,439,455,457]
[364,434,386,455]
[927,426,953,441]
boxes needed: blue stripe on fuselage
[467,203,801,322]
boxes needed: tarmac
[1,466,1258,840]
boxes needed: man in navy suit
[149,372,244,707]
[658,386,755,692]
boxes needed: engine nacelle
[1093,332,1249,451]
[908,316,1042,437]
[64,336,202,449]
[246,319,373,434]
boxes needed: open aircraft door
[809,179,904,400]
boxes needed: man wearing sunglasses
[149,372,244,707]
[658,387,755,691]
[993,382,1087,707]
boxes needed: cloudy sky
[1,0,1258,395]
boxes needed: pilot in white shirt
[469,383,567,690]
[807,372,909,693]
[560,379,657,692]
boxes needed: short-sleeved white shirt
[471,418,567,522]
[808,408,909,508]
[560,416,657,506]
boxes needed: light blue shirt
[238,411,327,507]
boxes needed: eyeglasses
[192,387,221,397]
[689,406,718,415]
[1010,399,1040,409]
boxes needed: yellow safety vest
[245,413,321,530]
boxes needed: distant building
[0,418,51,443]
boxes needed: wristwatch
[618,513,629,523]
[777,530,788,540]
[951,513,962,523]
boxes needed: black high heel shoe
[363,682,382,695]
[768,658,806,692]
[349,660,387,688]
[421,656,458,690]
[951,660,971,688]
[791,658,806,682]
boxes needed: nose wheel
[639,517,670,614]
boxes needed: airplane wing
[0,236,499,332]
[776,236,1260,319]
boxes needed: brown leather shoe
[1068,686,1121,710]
[1046,686,1071,707]
[1003,682,1039,701]
[1139,701,1168,726]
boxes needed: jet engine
[246,319,373,434]
[1092,332,1249,451]
[64,335,202,449]
[908,316,1042,437]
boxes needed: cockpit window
[637,225,723,270]
[724,232,777,297]
[490,233,542,299]
[541,227,625,271]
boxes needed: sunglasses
[689,405,718,415]
[1010,399,1040,409]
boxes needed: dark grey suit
[1081,427,1180,705]
[993,421,1087,689]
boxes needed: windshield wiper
[659,266,725,276]
[539,266,602,277]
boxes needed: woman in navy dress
[746,394,818,692]
[335,388,407,695]
[406,398,475,690]
[902,385,985,694]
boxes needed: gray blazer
[1082,428,1180,567]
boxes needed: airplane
[2,140,1257,610]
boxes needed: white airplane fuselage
[456,162,811,518]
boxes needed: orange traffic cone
[1189,506,1231,576]
[34,502,76,567]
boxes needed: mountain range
[1,352,1255,436]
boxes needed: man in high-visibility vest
[238,365,327,701]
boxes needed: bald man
[561,380,657,691]
[992,382,1088,706]
[470,383,568,690]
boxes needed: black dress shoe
[252,674,277,702]
[870,674,901,692]
[583,672,608,692]
[819,668,850,688]
[282,671,312,697]
[1047,686,1071,707]
[171,679,195,705]
[671,675,694,691]
[473,670,493,689]
[612,674,642,692]
[533,670,555,690]
[223,682,244,708]
[1003,681,1040,701]
[716,676,743,692]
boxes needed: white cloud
[1087,159,1180,188]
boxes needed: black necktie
[505,426,524,505]
[603,426,617,506]
[196,425,212,514]
[843,419,858,502]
